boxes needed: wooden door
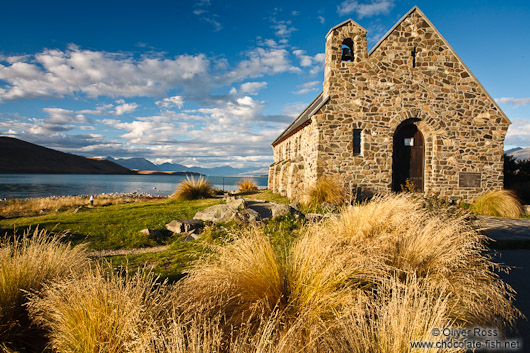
[392,124,424,192]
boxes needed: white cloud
[506,118,530,147]
[193,0,223,31]
[337,0,394,18]
[224,47,300,83]
[114,103,138,115]
[282,102,309,118]
[293,50,325,75]
[156,95,185,108]
[0,46,209,100]
[239,81,268,95]
[495,97,530,107]
[318,16,325,24]
[293,81,321,95]
[271,19,297,38]
[42,108,90,124]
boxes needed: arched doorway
[392,122,424,192]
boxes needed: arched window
[341,38,354,62]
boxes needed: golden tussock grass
[472,189,524,218]
[0,228,88,345]
[304,175,347,207]
[27,264,173,353]
[172,176,213,201]
[236,178,258,192]
[171,193,519,352]
[16,194,520,352]
[0,194,147,218]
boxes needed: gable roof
[271,93,329,146]
[325,18,367,38]
[368,6,510,124]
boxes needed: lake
[0,174,269,199]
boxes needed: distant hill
[107,157,268,177]
[507,147,530,161]
[0,137,134,174]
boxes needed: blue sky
[1,0,529,168]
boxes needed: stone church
[269,6,510,202]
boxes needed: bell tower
[323,19,368,98]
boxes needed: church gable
[368,6,509,125]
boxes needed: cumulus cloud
[495,97,530,107]
[293,80,321,95]
[0,46,209,100]
[318,16,325,24]
[238,81,268,95]
[293,50,325,75]
[223,47,300,83]
[114,102,138,115]
[505,118,530,147]
[337,0,394,18]
[155,95,184,108]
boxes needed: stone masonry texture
[269,7,510,202]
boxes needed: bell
[341,47,353,61]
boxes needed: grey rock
[182,231,201,242]
[234,208,260,223]
[166,219,204,234]
[306,213,324,222]
[227,197,247,211]
[39,208,50,214]
[289,201,301,210]
[269,203,304,219]
[140,228,161,237]
[194,204,238,223]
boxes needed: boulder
[233,208,260,223]
[181,230,201,242]
[289,201,301,210]
[305,213,324,222]
[227,197,247,211]
[166,219,204,234]
[269,203,304,219]
[139,228,161,237]
[194,204,238,223]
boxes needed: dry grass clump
[27,264,173,353]
[237,178,258,192]
[171,193,519,352]
[0,228,88,346]
[471,189,524,218]
[304,175,347,207]
[0,194,147,218]
[172,176,213,201]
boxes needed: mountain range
[506,147,530,161]
[106,157,268,177]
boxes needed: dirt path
[478,216,530,241]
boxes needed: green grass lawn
[0,198,222,250]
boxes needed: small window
[353,129,362,156]
[411,47,417,68]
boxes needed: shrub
[172,176,212,200]
[27,264,172,353]
[304,175,347,207]
[472,189,524,218]
[172,194,518,351]
[0,228,88,349]
[237,178,258,192]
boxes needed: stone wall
[270,8,509,202]
[269,119,320,200]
